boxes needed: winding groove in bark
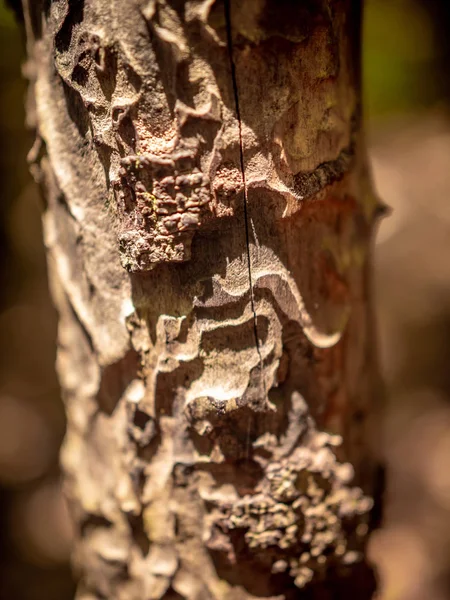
[21,0,380,598]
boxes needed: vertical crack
[224,0,264,388]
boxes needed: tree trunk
[21,0,381,598]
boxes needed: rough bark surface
[21,0,380,598]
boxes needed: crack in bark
[224,0,265,396]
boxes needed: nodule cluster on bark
[19,0,381,598]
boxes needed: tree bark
[21,0,381,598]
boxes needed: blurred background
[0,0,450,598]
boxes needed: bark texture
[22,0,380,598]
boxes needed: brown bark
[21,0,381,598]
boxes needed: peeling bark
[21,0,381,598]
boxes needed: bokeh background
[1,1,450,598]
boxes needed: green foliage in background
[0,2,15,27]
[363,0,437,118]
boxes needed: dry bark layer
[22,0,380,598]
